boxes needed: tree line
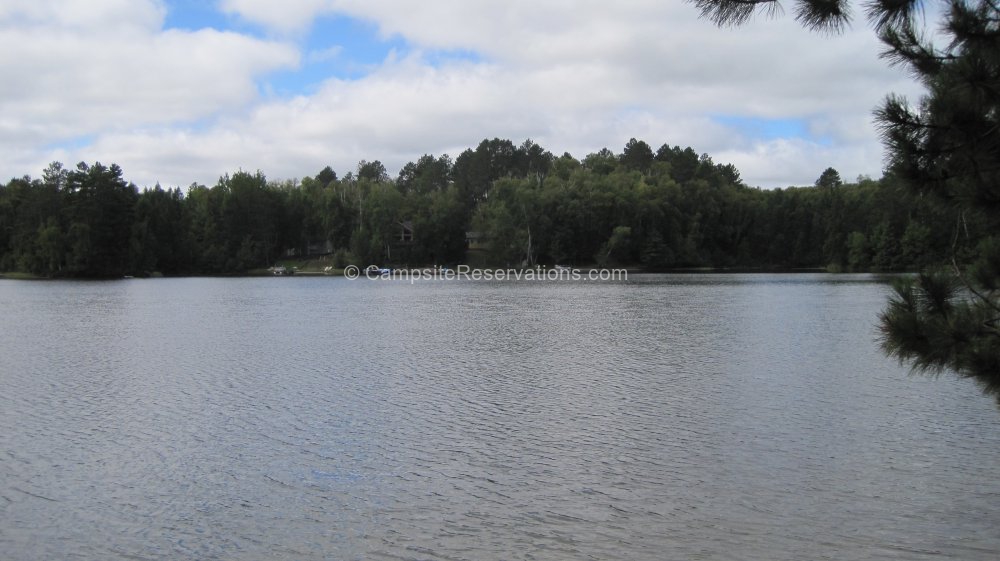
[0,137,986,278]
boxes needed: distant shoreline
[3,267,911,281]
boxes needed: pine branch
[796,0,853,32]
[949,212,1000,317]
[688,0,783,27]
[866,0,925,32]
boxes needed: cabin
[465,231,488,251]
[398,221,414,244]
[284,239,333,257]
[307,240,334,255]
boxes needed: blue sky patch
[712,115,835,146]
[162,0,237,33]
[305,14,408,74]
[714,115,808,140]
[267,14,410,94]
[163,2,408,93]
[161,2,481,96]
[43,134,97,154]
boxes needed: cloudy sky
[0,0,922,189]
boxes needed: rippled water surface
[1,274,999,560]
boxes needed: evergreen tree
[815,167,842,190]
[316,166,337,187]
[620,138,655,174]
[63,162,138,277]
[692,0,1000,396]
[878,0,1000,392]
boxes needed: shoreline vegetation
[0,138,987,281]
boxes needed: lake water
[1,274,998,560]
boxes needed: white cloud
[719,137,886,188]
[0,0,928,188]
[0,0,298,176]
[0,0,165,32]
[219,0,332,34]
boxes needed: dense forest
[0,138,984,278]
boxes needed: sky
[0,0,923,189]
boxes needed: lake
[1,274,998,560]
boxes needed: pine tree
[692,0,1000,397]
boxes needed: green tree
[518,139,554,179]
[582,148,618,175]
[360,181,404,262]
[218,170,282,270]
[316,165,338,187]
[402,185,467,265]
[870,220,901,271]
[900,220,933,269]
[620,138,655,174]
[0,174,62,273]
[598,226,632,266]
[692,0,1000,396]
[63,162,138,277]
[131,185,189,275]
[357,160,389,184]
[184,184,226,273]
[815,167,842,190]
[641,229,675,270]
[397,154,452,195]
[35,217,64,273]
[655,145,700,184]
